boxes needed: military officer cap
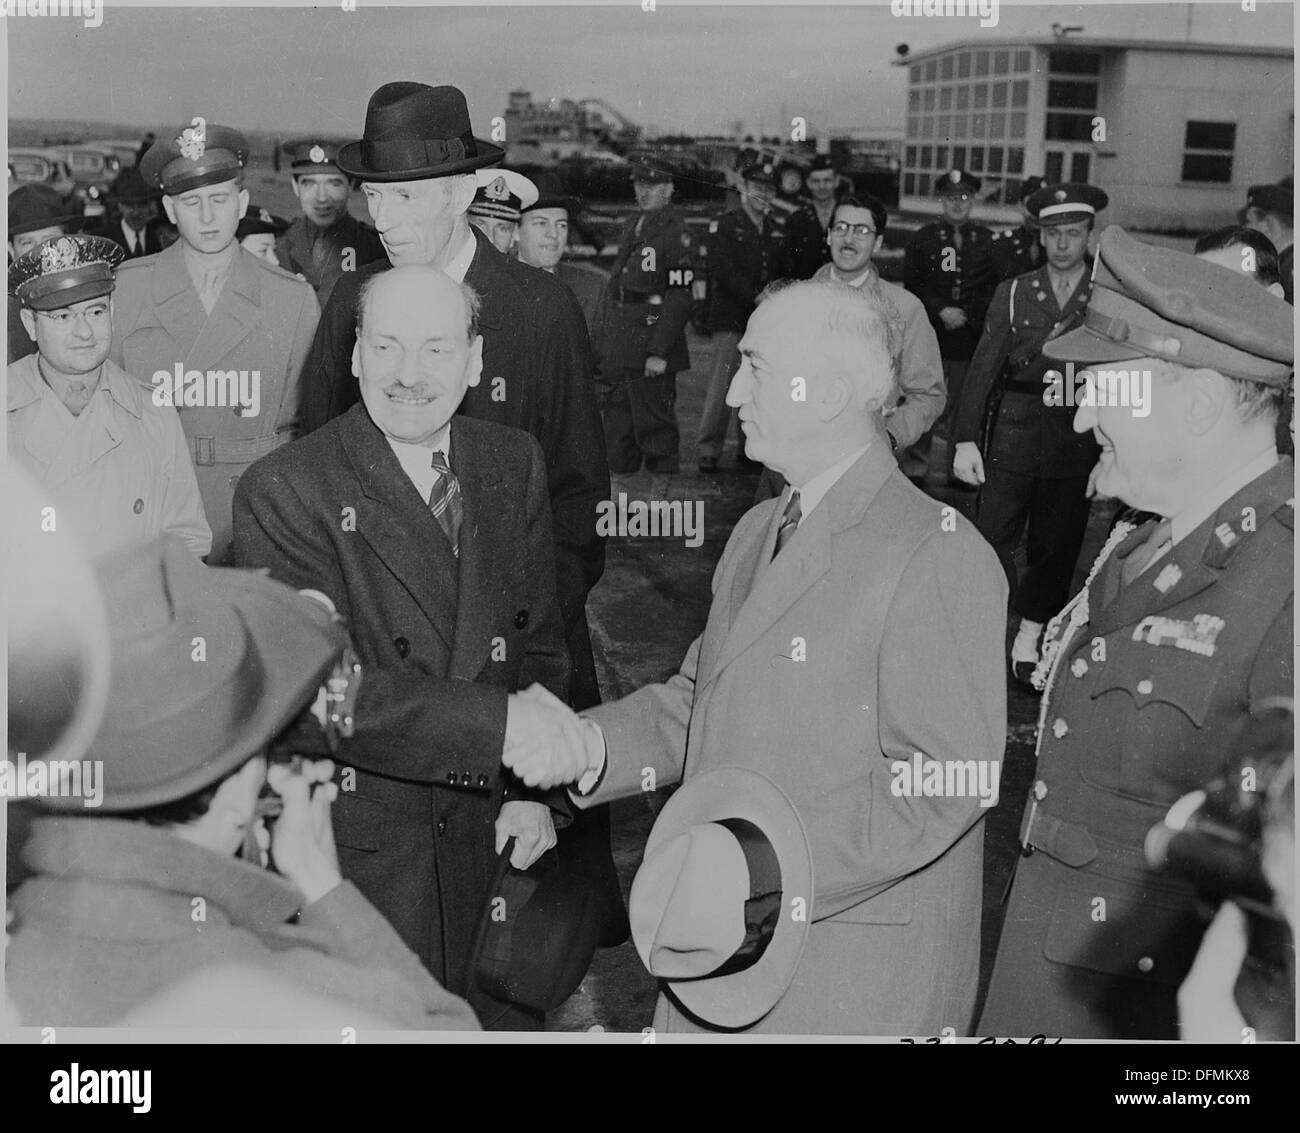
[140,119,250,195]
[1016,174,1046,204]
[9,233,124,311]
[236,205,291,239]
[1025,182,1109,228]
[468,168,538,222]
[1247,181,1293,220]
[33,536,352,812]
[8,183,82,236]
[937,168,980,196]
[809,154,836,174]
[521,172,580,219]
[739,159,777,187]
[629,158,675,184]
[1044,225,1293,385]
[281,138,347,175]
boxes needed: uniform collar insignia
[1153,562,1182,593]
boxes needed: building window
[921,117,935,139]
[988,147,1004,174]
[918,173,932,196]
[908,89,920,112]
[1012,80,1029,108]
[1046,114,1096,142]
[936,115,951,138]
[924,87,937,111]
[939,86,953,110]
[969,148,984,173]
[1048,80,1099,110]
[1007,147,1025,175]
[936,145,949,169]
[952,114,968,139]
[992,82,1008,109]
[904,172,916,195]
[956,85,970,110]
[975,51,990,77]
[1181,120,1236,182]
[973,84,989,109]
[1014,49,1031,72]
[941,53,955,80]
[994,50,1010,75]
[907,116,919,139]
[925,60,938,82]
[910,65,922,84]
[1049,51,1101,75]
[958,52,971,79]
[952,146,967,170]
[989,113,1006,138]
[905,145,917,167]
[920,145,933,170]
[1009,112,1027,138]
[971,114,986,139]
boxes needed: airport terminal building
[895,36,1293,230]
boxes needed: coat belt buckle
[194,436,216,466]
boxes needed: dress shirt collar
[827,264,876,289]
[443,227,477,283]
[181,240,236,298]
[385,423,453,502]
[790,442,873,520]
[121,218,145,251]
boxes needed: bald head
[352,265,484,447]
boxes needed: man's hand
[266,758,343,905]
[1178,901,1250,1042]
[644,355,668,377]
[495,801,558,870]
[503,683,601,789]
[953,441,985,486]
[938,306,968,332]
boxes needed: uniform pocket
[330,793,385,853]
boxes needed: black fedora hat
[470,838,601,1013]
[336,82,505,182]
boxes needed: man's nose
[70,313,95,339]
[1073,399,1097,435]
[726,362,751,407]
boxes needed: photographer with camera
[4,536,478,1031]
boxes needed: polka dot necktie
[428,450,462,558]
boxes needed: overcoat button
[1137,956,1154,973]
[1071,658,1088,677]
[133,498,144,514]
[447,771,457,784]
[477,774,489,787]
[437,819,447,835]
[394,636,410,658]
[1137,679,1153,695]
[514,610,528,629]
[461,773,472,786]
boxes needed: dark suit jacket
[84,216,174,259]
[275,213,387,308]
[232,405,570,997]
[298,225,608,704]
[903,220,997,360]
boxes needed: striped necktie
[772,490,802,560]
[428,450,462,558]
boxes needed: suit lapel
[339,406,460,653]
[187,248,262,371]
[151,242,206,360]
[446,421,510,680]
[704,445,894,688]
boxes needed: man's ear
[451,174,478,216]
[817,372,854,423]
[1266,281,1286,300]
[351,338,363,379]
[465,335,484,388]
[162,195,178,225]
[1183,368,1230,437]
[19,307,37,343]
[237,188,250,220]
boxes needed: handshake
[503,683,605,791]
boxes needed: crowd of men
[5,76,1295,1040]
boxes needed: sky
[3,1,1293,139]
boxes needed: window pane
[958,51,971,78]
[936,115,951,138]
[994,50,1010,75]
[1048,80,1098,110]
[907,116,920,138]
[918,173,932,196]
[956,85,970,110]
[1045,151,1064,182]
[1007,147,1024,175]
[908,89,920,112]
[992,83,1008,108]
[952,146,967,170]
[924,87,937,111]
[1014,49,1031,73]
[988,113,1006,137]
[1182,153,1234,182]
[935,146,949,169]
[1049,51,1101,75]
[941,54,954,80]
[1070,152,1091,182]
[1184,121,1236,150]
[910,65,922,84]
[975,51,990,76]
[903,172,916,195]
[973,84,989,109]
[920,146,933,169]
[905,145,917,166]
[988,146,1004,174]
[971,114,986,139]
[925,60,938,82]
[969,148,985,173]
[1009,112,1028,138]
[1012,80,1029,108]
[1046,113,1094,142]
[921,117,934,139]
[952,114,968,139]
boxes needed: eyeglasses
[829,222,877,238]
[37,304,111,325]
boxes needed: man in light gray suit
[506,279,1008,1035]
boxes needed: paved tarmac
[547,327,1120,1034]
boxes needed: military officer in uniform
[275,139,386,308]
[903,168,996,479]
[467,167,537,255]
[110,120,321,564]
[953,184,1107,683]
[784,154,840,279]
[978,226,1294,1040]
[990,175,1045,282]
[697,158,791,473]
[1244,180,1293,304]
[595,158,696,499]
[8,234,210,560]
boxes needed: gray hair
[1152,356,1286,426]
[758,278,900,412]
[356,269,481,344]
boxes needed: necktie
[1053,273,1074,307]
[198,269,223,316]
[428,450,462,558]
[951,225,964,251]
[772,490,802,560]
[1120,519,1173,586]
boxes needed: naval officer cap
[738,159,777,187]
[9,234,124,311]
[1044,225,1293,385]
[1025,182,1109,228]
[237,205,292,239]
[281,138,346,175]
[629,157,675,184]
[1247,181,1294,220]
[468,168,538,222]
[937,168,980,196]
[140,119,250,196]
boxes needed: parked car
[83,140,144,169]
[8,148,77,203]
[43,145,121,191]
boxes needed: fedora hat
[36,536,351,812]
[8,184,82,238]
[470,839,601,1013]
[336,82,505,182]
[630,767,813,1030]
